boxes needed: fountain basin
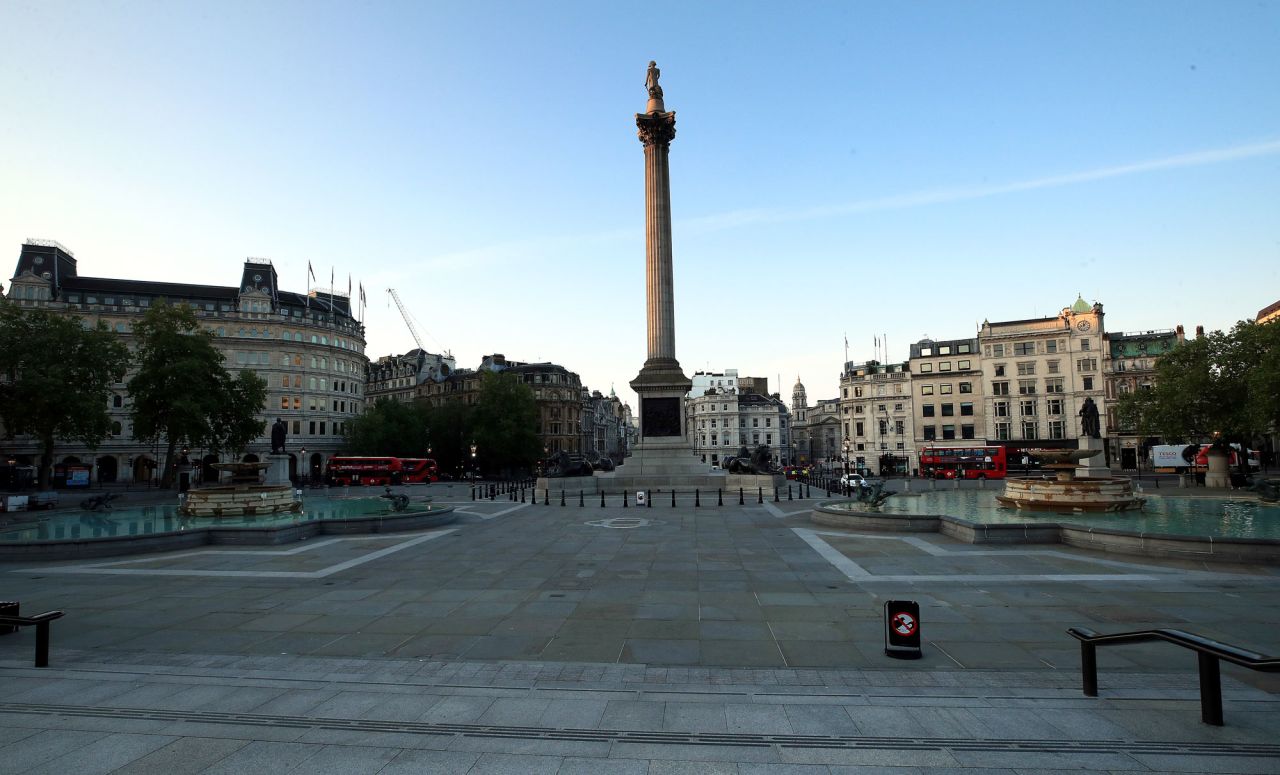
[179,484,301,517]
[996,476,1144,512]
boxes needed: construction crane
[387,288,427,352]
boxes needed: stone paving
[2,485,1279,772]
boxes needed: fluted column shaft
[644,137,675,362]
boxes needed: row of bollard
[528,484,815,507]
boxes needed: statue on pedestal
[1078,397,1101,439]
[271,418,288,454]
[645,60,663,100]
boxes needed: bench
[0,609,66,667]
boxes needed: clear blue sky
[3,1,1277,409]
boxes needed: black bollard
[695,489,700,507]
[717,488,723,506]
[601,490,606,507]
[623,490,629,508]
[671,489,676,507]
[579,490,584,507]
[520,488,525,503]
[738,487,744,505]
[560,489,566,507]
[774,486,779,502]
[647,490,652,508]
[544,488,549,505]
[788,485,793,500]
[758,487,763,504]
[806,484,811,499]
[471,485,476,501]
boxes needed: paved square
[4,497,1278,669]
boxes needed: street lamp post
[842,438,852,497]
[299,447,308,485]
[470,441,477,481]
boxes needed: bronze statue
[271,417,288,454]
[1078,397,1101,439]
[645,61,662,99]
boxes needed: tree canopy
[128,300,267,485]
[343,371,542,476]
[0,301,130,488]
[1115,320,1280,451]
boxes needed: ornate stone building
[838,360,913,475]
[3,239,368,484]
[1103,326,1185,469]
[977,296,1107,454]
[580,388,630,463]
[686,386,789,468]
[366,349,455,404]
[415,354,584,457]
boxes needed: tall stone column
[629,61,692,447]
[639,111,677,366]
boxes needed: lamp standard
[299,447,308,485]
[842,438,852,496]
[470,441,477,480]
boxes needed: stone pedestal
[265,454,291,486]
[1075,437,1109,479]
[1204,448,1230,488]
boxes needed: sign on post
[884,600,922,660]
[636,491,647,506]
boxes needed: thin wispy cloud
[404,137,1280,269]
[681,137,1280,233]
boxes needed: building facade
[416,354,585,457]
[1103,326,1185,469]
[838,360,914,475]
[977,296,1107,454]
[686,387,789,468]
[908,337,984,453]
[4,240,368,484]
[365,348,455,404]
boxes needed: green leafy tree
[0,301,130,488]
[470,371,541,475]
[344,398,434,458]
[420,401,472,477]
[128,301,267,486]
[1116,320,1280,467]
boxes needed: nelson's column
[625,61,705,478]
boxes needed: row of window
[921,403,974,417]
[919,382,973,396]
[698,433,776,446]
[921,424,977,441]
[993,420,1068,440]
[917,359,972,373]
[698,417,776,429]
[917,342,973,357]
[993,398,1067,417]
[987,338,1086,358]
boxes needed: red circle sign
[891,612,917,637]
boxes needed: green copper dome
[1071,294,1092,313]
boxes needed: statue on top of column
[645,61,663,100]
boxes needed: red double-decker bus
[325,457,403,486]
[399,458,440,484]
[919,445,1007,480]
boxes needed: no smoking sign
[884,600,922,660]
[891,612,917,637]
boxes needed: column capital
[636,111,677,148]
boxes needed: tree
[1115,320,1280,466]
[470,371,541,475]
[343,398,434,458]
[0,301,130,488]
[128,301,266,486]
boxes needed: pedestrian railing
[1067,627,1280,726]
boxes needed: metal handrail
[0,610,65,668]
[1067,627,1280,726]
